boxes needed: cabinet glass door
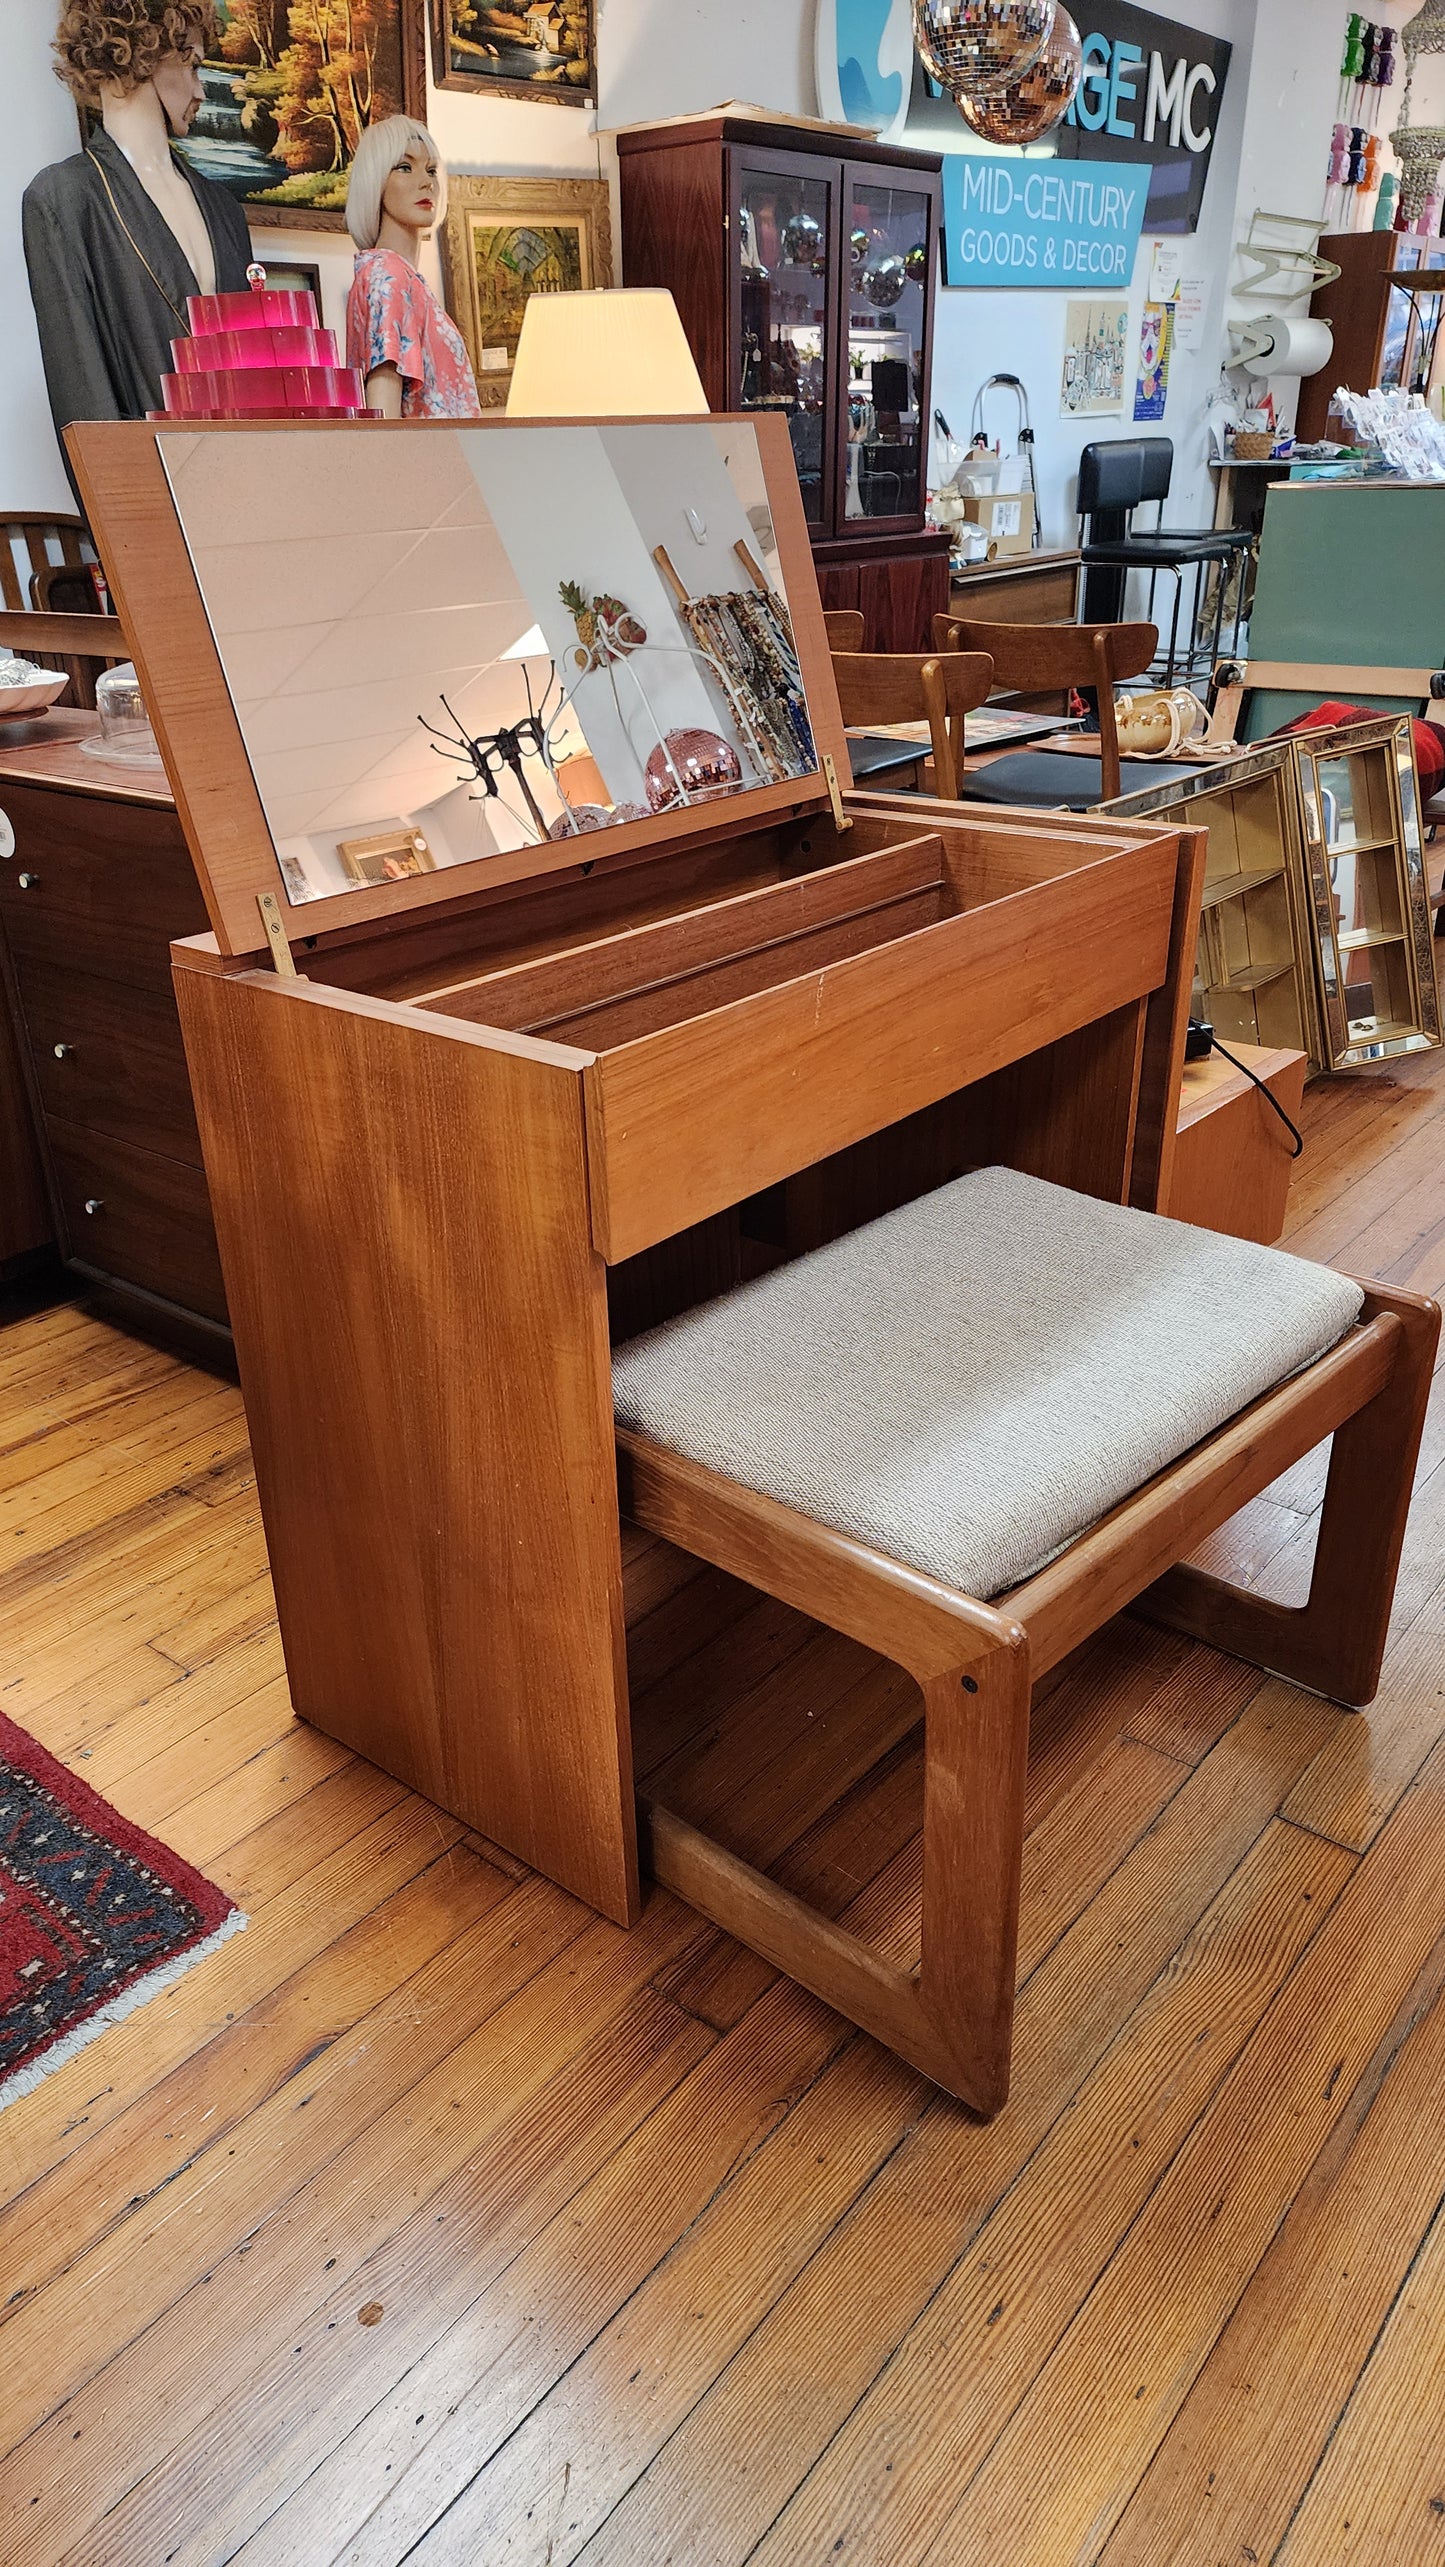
[735,162,836,527]
[843,174,932,530]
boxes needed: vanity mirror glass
[157,419,819,908]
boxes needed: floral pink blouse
[346,249,481,420]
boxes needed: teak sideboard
[70,414,1202,1946]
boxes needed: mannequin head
[346,117,447,259]
[54,0,216,131]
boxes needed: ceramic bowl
[0,670,69,719]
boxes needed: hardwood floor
[4,1051,1445,2565]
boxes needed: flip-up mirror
[155,419,822,911]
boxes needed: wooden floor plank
[902,1736,1445,2565]
[582,1824,1349,2567]
[1273,2188,1445,2562]
[1098,1945,1445,2566]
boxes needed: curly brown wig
[53,0,221,104]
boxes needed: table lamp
[506,288,709,417]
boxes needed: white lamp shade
[506,289,709,417]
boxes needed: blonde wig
[345,117,447,253]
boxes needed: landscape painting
[172,0,425,230]
[429,0,594,103]
[440,177,612,408]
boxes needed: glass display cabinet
[1297,231,1445,440]
[1103,716,1441,1072]
[618,114,949,651]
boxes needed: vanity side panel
[172,961,638,1925]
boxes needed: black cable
[1209,1034,1305,1159]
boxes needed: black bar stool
[1077,438,1251,683]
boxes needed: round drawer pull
[82,1197,104,1216]
[53,1042,74,1060]
[0,810,14,860]
[16,872,38,889]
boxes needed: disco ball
[955,4,1081,140]
[904,240,929,284]
[782,210,823,265]
[645,730,745,812]
[913,0,1055,98]
[850,227,871,267]
[865,254,908,308]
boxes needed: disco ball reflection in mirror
[955,4,1081,140]
[913,0,1055,98]
[865,254,908,307]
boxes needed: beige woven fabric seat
[611,1166,1364,1600]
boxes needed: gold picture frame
[429,0,596,104]
[439,176,613,411]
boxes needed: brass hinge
[256,890,299,978]
[821,751,853,832]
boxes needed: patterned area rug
[0,1710,244,2109]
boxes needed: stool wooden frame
[68,412,1437,2126]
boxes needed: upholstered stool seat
[613,1166,1364,1600]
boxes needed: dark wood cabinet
[0,730,231,1358]
[618,113,951,651]
[1297,231,1445,441]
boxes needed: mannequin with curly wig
[23,0,252,481]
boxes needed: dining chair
[832,648,995,802]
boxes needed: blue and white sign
[941,155,1151,289]
[817,0,1230,243]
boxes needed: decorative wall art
[167,0,427,231]
[1060,298,1128,414]
[429,0,595,101]
[1133,298,1174,420]
[439,176,612,408]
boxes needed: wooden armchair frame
[830,648,995,801]
[620,1276,1436,2118]
[934,614,1157,801]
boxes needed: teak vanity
[71,416,1435,2116]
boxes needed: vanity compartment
[416,823,1180,1261]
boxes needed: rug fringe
[0,1906,248,2114]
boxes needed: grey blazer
[23,129,254,490]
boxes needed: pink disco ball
[645,729,745,812]
[956,5,1081,139]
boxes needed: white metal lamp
[506,288,709,417]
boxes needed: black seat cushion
[964,750,1204,811]
[1082,531,1247,564]
[847,735,927,784]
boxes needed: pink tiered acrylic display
[155,268,370,421]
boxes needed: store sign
[940,154,1150,289]
[817,0,1231,240]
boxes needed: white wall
[0,0,1391,531]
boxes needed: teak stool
[614,1167,1437,2119]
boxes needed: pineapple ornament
[559,581,648,672]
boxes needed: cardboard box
[961,489,1036,557]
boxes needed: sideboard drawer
[0,783,206,991]
[18,956,202,1165]
[47,1116,227,1325]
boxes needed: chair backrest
[831,648,994,800]
[1075,438,1173,527]
[822,609,866,651]
[937,616,1157,802]
[0,513,95,613]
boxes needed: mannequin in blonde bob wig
[344,116,479,418]
[345,116,447,253]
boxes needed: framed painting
[440,176,613,410]
[171,0,426,232]
[429,0,595,104]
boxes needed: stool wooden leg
[1139,1283,1439,1708]
[917,1628,1032,2118]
